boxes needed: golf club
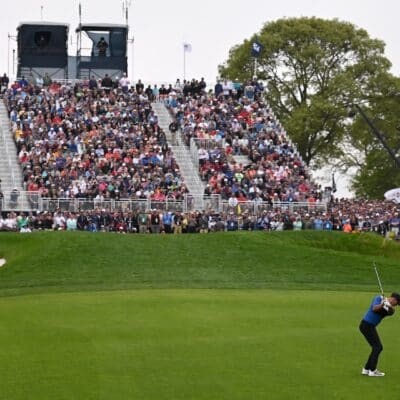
[374,262,385,298]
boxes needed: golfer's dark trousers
[359,319,383,371]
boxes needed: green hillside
[0,231,399,295]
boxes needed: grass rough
[0,231,399,295]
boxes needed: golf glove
[383,299,391,311]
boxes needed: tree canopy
[345,73,400,197]
[219,17,393,172]
[219,17,400,198]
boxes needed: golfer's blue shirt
[363,295,384,326]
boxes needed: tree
[351,150,400,198]
[219,17,392,168]
[344,73,400,197]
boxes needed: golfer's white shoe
[361,368,370,375]
[368,369,385,377]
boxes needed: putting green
[0,289,399,399]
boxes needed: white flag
[183,42,192,52]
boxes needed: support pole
[354,104,400,168]
[12,49,15,75]
[7,34,10,77]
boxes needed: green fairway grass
[1,231,400,399]
[1,289,400,399]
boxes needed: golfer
[359,292,400,376]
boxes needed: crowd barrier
[0,191,327,214]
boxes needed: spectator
[162,211,173,233]
[119,73,130,92]
[173,211,183,234]
[43,73,52,87]
[214,81,223,98]
[226,212,238,231]
[88,76,98,90]
[10,187,20,208]
[2,213,17,231]
[96,37,109,56]
[137,211,149,234]
[150,209,161,234]
[66,213,78,230]
[1,73,9,93]
[169,119,179,146]
[136,79,144,94]
[343,220,353,233]
[293,216,303,231]
[101,74,113,92]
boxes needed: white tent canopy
[384,188,400,203]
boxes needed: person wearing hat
[359,292,400,376]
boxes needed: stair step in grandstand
[0,101,31,211]
[0,103,23,191]
[152,102,206,210]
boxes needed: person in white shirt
[53,212,66,230]
[228,194,238,209]
[198,147,209,165]
[119,73,130,92]
[222,80,232,98]
[174,79,183,92]
[4,213,17,231]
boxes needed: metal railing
[189,138,200,166]
[220,201,327,215]
[0,190,36,211]
[0,191,327,214]
[191,138,225,150]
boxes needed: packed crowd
[5,75,189,202]
[2,75,400,238]
[166,78,323,204]
[1,197,399,236]
[4,74,321,208]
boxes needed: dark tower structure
[17,22,69,79]
[76,24,128,80]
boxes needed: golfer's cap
[391,292,400,303]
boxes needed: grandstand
[1,75,400,235]
[1,19,322,217]
[0,74,322,214]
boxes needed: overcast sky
[2,0,399,82]
[2,0,399,196]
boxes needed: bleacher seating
[166,79,322,203]
[4,80,189,202]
